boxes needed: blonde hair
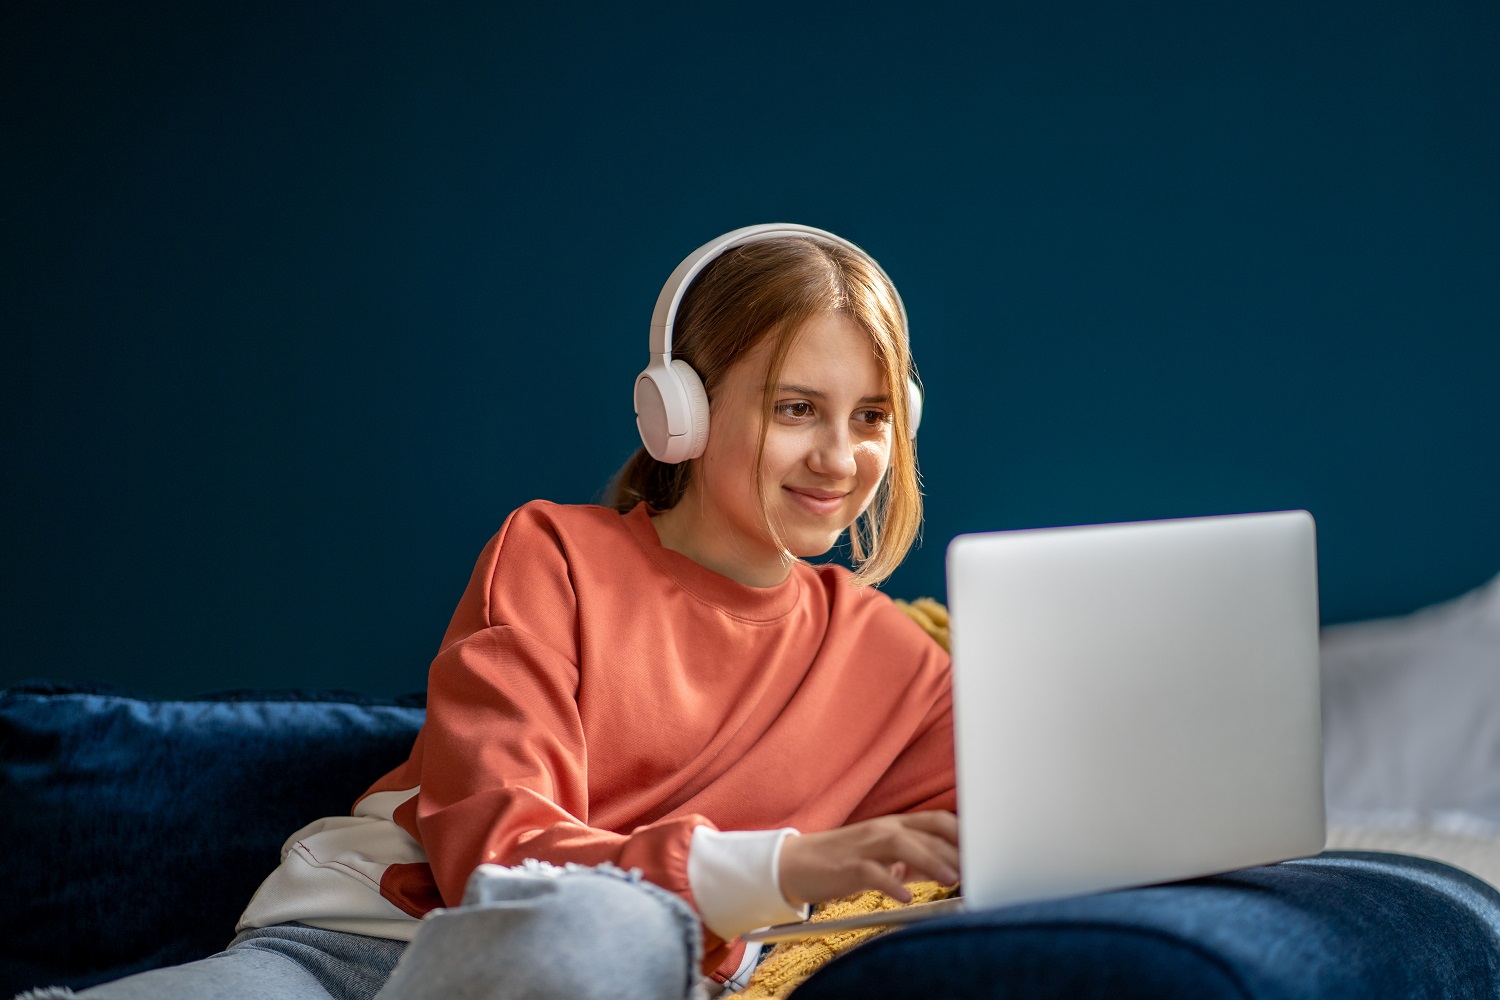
[610,236,922,586]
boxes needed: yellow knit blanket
[739,598,953,1000]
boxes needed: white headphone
[633,223,924,464]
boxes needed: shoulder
[447,502,635,643]
[483,500,646,592]
[498,500,625,540]
[803,563,949,668]
[487,501,637,564]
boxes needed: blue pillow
[0,683,426,996]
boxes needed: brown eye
[778,401,813,419]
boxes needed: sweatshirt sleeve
[404,505,715,911]
[408,624,715,907]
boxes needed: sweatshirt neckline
[622,503,804,622]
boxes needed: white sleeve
[688,826,810,940]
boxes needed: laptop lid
[946,510,1326,911]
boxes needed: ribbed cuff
[687,826,809,940]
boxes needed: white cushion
[1321,572,1500,823]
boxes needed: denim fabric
[37,924,405,1000]
[20,863,704,1000]
[377,861,703,1000]
[794,851,1500,1000]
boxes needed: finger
[877,824,960,878]
[859,859,913,902]
[883,863,914,902]
[896,811,960,843]
[903,846,961,886]
[882,829,960,885]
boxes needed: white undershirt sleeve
[688,826,810,940]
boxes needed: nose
[809,420,857,481]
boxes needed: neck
[649,500,792,588]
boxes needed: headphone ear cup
[672,359,710,460]
[906,376,923,438]
[633,368,672,461]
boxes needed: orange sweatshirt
[238,500,955,978]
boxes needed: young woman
[52,225,958,1000]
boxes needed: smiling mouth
[784,487,850,515]
[786,487,849,501]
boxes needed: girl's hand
[777,811,960,906]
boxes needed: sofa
[7,672,1500,1000]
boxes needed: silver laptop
[746,510,1326,943]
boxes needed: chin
[771,501,861,560]
[780,526,849,560]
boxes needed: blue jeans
[34,862,704,1000]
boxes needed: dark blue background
[4,2,1496,696]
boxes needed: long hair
[610,235,921,587]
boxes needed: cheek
[854,439,892,482]
[755,429,804,481]
[704,425,768,498]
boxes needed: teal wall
[4,3,1497,696]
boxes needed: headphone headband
[649,223,910,358]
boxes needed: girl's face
[654,311,894,587]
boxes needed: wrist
[775,830,801,906]
[689,826,806,940]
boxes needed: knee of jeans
[480,861,702,962]
[377,862,703,1000]
[461,862,565,906]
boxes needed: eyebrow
[775,384,892,405]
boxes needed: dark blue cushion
[0,683,425,997]
[797,851,1500,1000]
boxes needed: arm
[408,503,710,906]
[408,621,712,907]
[415,623,809,934]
